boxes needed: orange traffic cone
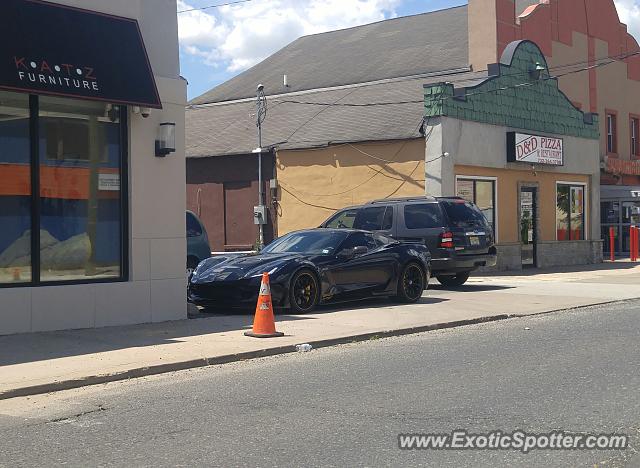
[244,272,284,338]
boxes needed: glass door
[520,187,537,267]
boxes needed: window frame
[0,93,129,289]
[630,114,640,158]
[323,208,357,229]
[555,181,588,242]
[606,110,618,156]
[455,175,498,242]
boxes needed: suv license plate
[470,236,480,246]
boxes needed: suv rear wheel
[436,272,470,287]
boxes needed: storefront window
[38,97,123,281]
[0,91,125,286]
[456,178,496,236]
[0,92,31,284]
[601,201,620,224]
[556,184,585,241]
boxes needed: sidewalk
[2,261,640,400]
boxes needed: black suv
[320,196,497,287]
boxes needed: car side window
[382,206,393,230]
[186,212,203,237]
[404,204,444,229]
[353,206,388,231]
[339,232,376,252]
[373,233,393,247]
[325,209,357,229]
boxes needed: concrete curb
[0,314,511,401]
[0,299,628,401]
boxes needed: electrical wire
[177,0,253,14]
[270,49,640,110]
[282,141,412,198]
[279,184,340,211]
[278,111,435,204]
[283,88,360,143]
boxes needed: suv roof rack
[366,196,438,205]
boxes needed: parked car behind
[186,210,211,276]
[320,196,497,287]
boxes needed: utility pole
[254,84,267,250]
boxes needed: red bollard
[609,226,615,262]
[630,226,634,261]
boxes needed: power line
[177,0,252,14]
[273,50,640,110]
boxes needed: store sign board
[605,157,640,176]
[0,0,161,108]
[507,132,564,166]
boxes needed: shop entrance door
[520,187,537,267]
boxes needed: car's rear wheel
[436,271,470,287]
[395,262,426,303]
[289,269,319,314]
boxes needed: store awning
[0,0,161,108]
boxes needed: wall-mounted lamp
[529,62,546,80]
[155,122,176,157]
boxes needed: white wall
[0,0,187,334]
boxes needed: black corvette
[188,228,431,313]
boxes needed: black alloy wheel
[396,263,425,303]
[290,269,319,314]
[436,271,470,288]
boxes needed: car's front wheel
[289,269,319,314]
[436,271,470,287]
[395,262,426,303]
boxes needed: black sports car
[188,228,431,313]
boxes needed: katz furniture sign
[0,0,161,108]
[507,132,564,166]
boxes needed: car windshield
[440,199,488,228]
[263,231,349,254]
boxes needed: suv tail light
[439,231,454,248]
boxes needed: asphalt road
[1,301,639,467]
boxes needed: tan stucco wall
[549,31,591,111]
[468,0,499,71]
[276,139,426,234]
[455,165,590,243]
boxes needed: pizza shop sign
[507,132,563,166]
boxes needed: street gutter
[0,299,628,400]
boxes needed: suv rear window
[353,206,393,231]
[440,199,488,227]
[404,203,443,229]
[186,212,203,237]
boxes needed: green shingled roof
[423,40,600,140]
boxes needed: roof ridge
[188,67,474,109]
[294,4,468,41]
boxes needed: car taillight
[440,231,454,248]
